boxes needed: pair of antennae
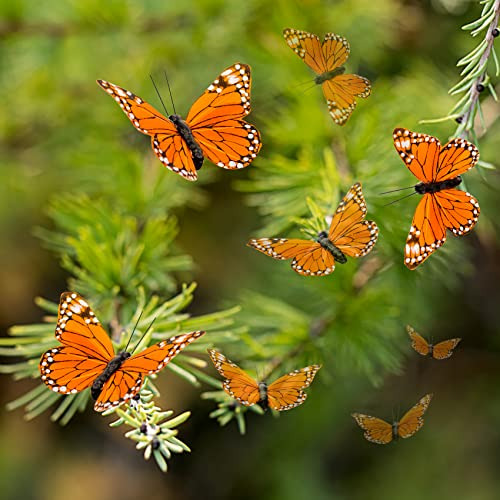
[123,310,158,355]
[150,71,176,116]
[380,185,417,206]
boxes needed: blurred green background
[1,0,500,499]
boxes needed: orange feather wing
[266,365,321,411]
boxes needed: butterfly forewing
[208,349,260,406]
[328,183,378,257]
[397,394,432,439]
[407,325,431,356]
[55,292,114,362]
[267,365,321,411]
[97,80,178,136]
[432,338,461,360]
[393,128,441,184]
[283,28,329,74]
[351,414,394,444]
[435,138,479,182]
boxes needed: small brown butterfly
[352,394,433,444]
[407,325,461,360]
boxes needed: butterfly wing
[433,188,480,237]
[397,393,433,439]
[186,63,262,171]
[207,349,260,406]
[247,238,336,276]
[351,413,394,444]
[406,325,430,356]
[435,138,479,182]
[404,193,446,269]
[97,80,198,181]
[393,128,441,183]
[283,28,331,74]
[94,330,206,412]
[266,365,321,411]
[322,74,371,125]
[328,183,378,257]
[432,338,461,360]
[39,292,114,395]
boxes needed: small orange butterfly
[97,63,262,181]
[352,394,433,444]
[393,128,480,269]
[208,349,321,411]
[283,28,371,125]
[39,292,205,412]
[407,325,461,360]
[247,182,378,276]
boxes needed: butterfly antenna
[383,191,418,207]
[164,70,177,116]
[130,315,159,355]
[150,75,169,116]
[123,309,144,353]
[380,185,416,195]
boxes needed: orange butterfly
[407,325,461,360]
[208,349,320,411]
[283,28,371,125]
[39,292,205,412]
[97,63,262,181]
[352,394,433,444]
[247,182,378,276]
[393,128,480,269]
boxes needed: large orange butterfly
[97,63,262,181]
[283,28,371,125]
[39,292,205,412]
[247,182,378,276]
[352,394,433,444]
[393,128,480,269]
[407,325,461,360]
[208,349,321,411]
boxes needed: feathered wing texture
[351,413,394,444]
[407,325,431,357]
[267,365,321,411]
[328,182,378,257]
[404,193,447,269]
[208,349,260,406]
[188,63,262,170]
[432,338,462,360]
[322,75,371,125]
[397,394,433,439]
[247,238,336,277]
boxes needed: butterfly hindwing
[267,365,321,411]
[397,394,432,439]
[407,325,431,357]
[208,349,260,406]
[432,338,462,360]
[433,188,480,237]
[435,138,479,182]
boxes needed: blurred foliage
[0,0,499,497]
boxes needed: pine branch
[422,0,500,146]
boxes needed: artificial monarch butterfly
[407,325,461,360]
[283,28,371,125]
[208,349,321,411]
[97,63,262,181]
[39,292,205,412]
[393,128,480,270]
[352,394,433,444]
[247,182,378,276]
